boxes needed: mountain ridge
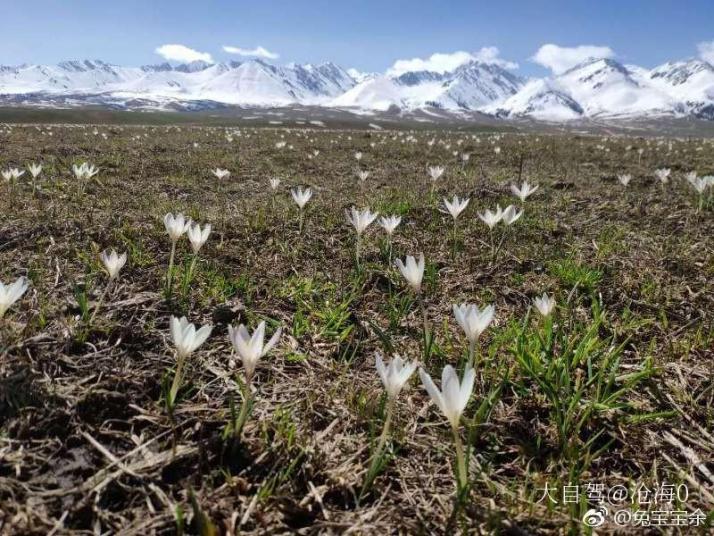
[1,56,714,121]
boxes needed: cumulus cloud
[387,48,517,76]
[698,41,714,64]
[155,44,213,63]
[532,44,615,74]
[472,47,519,69]
[223,45,279,59]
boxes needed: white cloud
[155,44,213,63]
[223,45,279,59]
[473,47,519,69]
[698,41,714,64]
[387,48,516,76]
[532,44,615,75]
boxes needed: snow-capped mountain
[492,58,714,121]
[2,55,714,121]
[0,58,356,106]
[333,60,523,110]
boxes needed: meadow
[1,122,713,534]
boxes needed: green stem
[188,254,198,283]
[355,235,362,270]
[169,353,186,408]
[452,426,468,493]
[89,278,112,324]
[167,241,177,295]
[233,378,252,438]
[467,338,476,370]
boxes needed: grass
[0,122,713,534]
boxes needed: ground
[0,122,713,534]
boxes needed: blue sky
[3,0,714,76]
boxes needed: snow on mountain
[648,59,714,118]
[332,60,524,110]
[2,55,714,121]
[0,58,356,106]
[555,58,677,117]
[485,78,583,121]
[332,76,405,110]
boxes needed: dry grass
[1,123,713,534]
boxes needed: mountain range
[1,56,714,121]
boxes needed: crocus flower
[443,195,470,220]
[375,353,417,400]
[27,163,43,178]
[164,213,190,243]
[618,174,632,186]
[211,168,230,180]
[453,303,495,345]
[228,321,282,383]
[163,213,190,293]
[171,316,213,360]
[502,205,523,225]
[187,222,211,254]
[428,166,445,182]
[378,215,401,236]
[395,253,425,293]
[269,177,281,190]
[533,293,556,317]
[167,316,212,409]
[478,206,504,229]
[291,187,312,209]
[0,277,29,318]
[355,151,363,161]
[654,168,671,184]
[100,249,127,280]
[356,170,370,183]
[291,187,313,234]
[419,365,475,429]
[510,181,539,201]
[346,207,378,236]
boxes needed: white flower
[164,213,191,243]
[443,195,470,220]
[0,277,29,318]
[618,174,632,186]
[688,175,709,195]
[354,151,363,161]
[478,205,504,229]
[395,253,425,293]
[375,353,417,399]
[212,168,230,180]
[533,293,556,317]
[428,166,445,182]
[452,303,495,343]
[378,215,402,236]
[228,321,282,381]
[291,187,313,209]
[27,163,43,178]
[510,181,539,201]
[72,162,98,180]
[170,316,212,359]
[187,222,211,253]
[275,141,286,149]
[419,365,475,429]
[346,207,378,235]
[461,153,470,162]
[3,168,24,182]
[502,205,523,225]
[100,249,127,280]
[654,168,671,184]
[356,170,370,182]
[269,177,281,190]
